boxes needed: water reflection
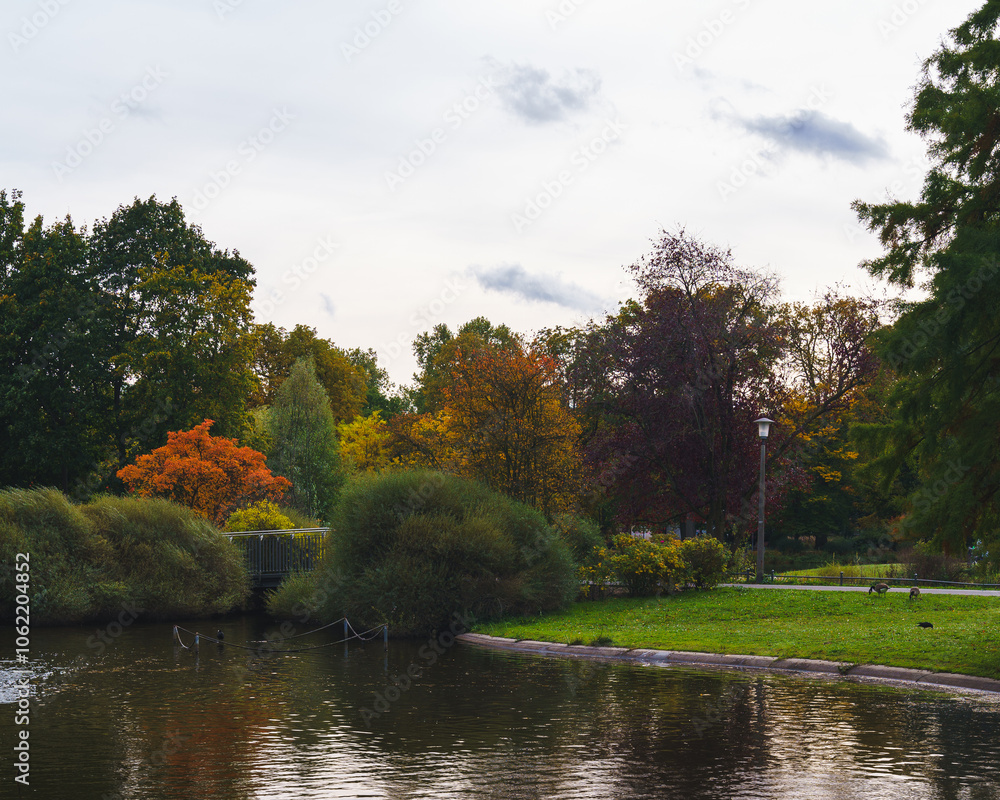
[1,617,999,799]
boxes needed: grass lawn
[784,563,901,578]
[475,587,1000,679]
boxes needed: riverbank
[457,633,1000,693]
[472,587,1000,680]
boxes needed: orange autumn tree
[441,343,583,516]
[117,419,291,524]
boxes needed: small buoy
[917,622,933,629]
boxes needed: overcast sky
[2,0,984,386]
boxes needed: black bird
[216,629,225,641]
[917,622,933,629]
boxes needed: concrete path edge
[457,632,1000,695]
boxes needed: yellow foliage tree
[337,411,393,473]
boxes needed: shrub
[550,513,603,564]
[224,501,294,532]
[267,470,576,635]
[679,536,728,589]
[602,534,687,597]
[0,488,249,624]
[0,488,105,623]
[82,495,250,618]
[901,542,968,582]
[278,506,324,529]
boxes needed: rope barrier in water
[172,621,387,654]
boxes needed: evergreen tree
[267,357,344,519]
[853,1,1000,557]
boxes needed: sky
[1,0,986,386]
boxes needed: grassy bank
[475,587,1000,679]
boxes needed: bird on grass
[869,582,890,596]
[909,587,920,600]
[917,622,933,629]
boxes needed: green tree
[0,210,109,492]
[344,346,410,418]
[0,192,259,495]
[88,195,257,473]
[852,1,1000,560]
[267,357,344,519]
[250,324,367,422]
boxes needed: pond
[2,614,1000,799]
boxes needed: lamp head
[755,417,773,439]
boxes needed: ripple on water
[6,621,1000,800]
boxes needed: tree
[117,419,290,523]
[578,230,788,538]
[266,357,344,519]
[344,346,410,418]
[88,196,257,472]
[250,324,367,423]
[410,317,520,413]
[852,2,1000,559]
[771,294,885,548]
[442,342,582,516]
[0,192,260,496]
[0,209,110,492]
[337,411,393,472]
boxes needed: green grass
[784,563,902,579]
[476,587,1000,679]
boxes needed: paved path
[720,583,1000,597]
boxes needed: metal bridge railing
[223,529,329,585]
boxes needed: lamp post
[754,417,773,583]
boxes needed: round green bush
[678,535,728,589]
[274,470,577,635]
[550,513,604,564]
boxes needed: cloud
[470,263,605,312]
[320,293,335,318]
[493,63,602,124]
[734,109,889,164]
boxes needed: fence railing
[224,529,329,587]
[736,569,1000,590]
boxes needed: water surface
[2,615,999,799]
